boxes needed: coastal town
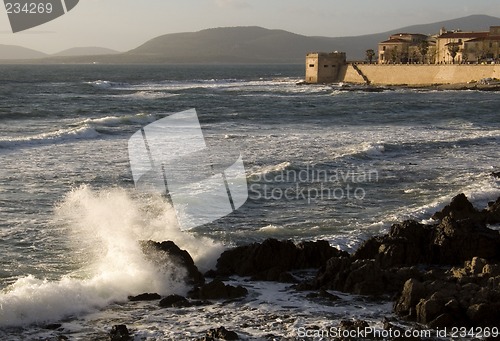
[305,25,500,86]
[377,25,500,65]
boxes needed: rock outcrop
[394,257,500,328]
[211,238,348,282]
[189,279,248,300]
[300,194,500,327]
[109,325,131,341]
[140,240,205,286]
[198,326,239,340]
[128,293,161,302]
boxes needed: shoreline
[334,82,500,92]
[6,191,498,340]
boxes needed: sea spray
[0,185,224,327]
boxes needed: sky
[1,0,500,54]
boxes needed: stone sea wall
[341,64,500,86]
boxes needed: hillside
[53,47,120,57]
[0,44,47,59]
[2,14,499,63]
[123,14,500,63]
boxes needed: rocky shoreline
[49,193,500,340]
[335,82,500,92]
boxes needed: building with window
[436,26,500,64]
[378,33,433,64]
[305,52,346,83]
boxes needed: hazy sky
[1,0,500,54]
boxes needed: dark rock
[394,278,427,319]
[128,293,161,302]
[313,256,420,296]
[339,319,369,331]
[140,240,204,286]
[416,297,445,324]
[44,323,62,330]
[189,279,248,300]
[491,171,500,179]
[159,294,191,308]
[213,239,347,281]
[352,236,383,260]
[432,193,484,222]
[466,302,500,326]
[433,216,500,264]
[485,196,500,224]
[354,215,500,269]
[428,313,455,329]
[109,325,131,341]
[201,327,239,340]
[393,258,500,328]
[306,289,341,301]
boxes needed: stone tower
[305,52,347,84]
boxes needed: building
[436,26,500,64]
[378,33,433,64]
[305,52,346,83]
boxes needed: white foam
[0,186,224,327]
[82,112,158,127]
[0,125,99,149]
[337,142,386,159]
[249,162,292,178]
[86,80,130,89]
[109,91,180,100]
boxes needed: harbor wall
[341,64,500,85]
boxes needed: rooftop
[438,32,489,39]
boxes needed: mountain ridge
[1,14,499,63]
[53,47,120,57]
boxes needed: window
[383,46,386,51]
[309,64,315,67]
[324,65,329,67]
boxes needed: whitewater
[0,64,499,339]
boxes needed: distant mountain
[123,14,500,63]
[0,44,47,59]
[53,47,120,57]
[125,26,333,63]
[2,14,499,63]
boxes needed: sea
[0,64,499,340]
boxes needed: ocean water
[0,64,499,340]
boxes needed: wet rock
[44,323,62,330]
[434,217,500,264]
[306,289,341,302]
[128,293,161,302]
[199,326,239,340]
[313,256,420,296]
[213,239,347,281]
[159,294,191,308]
[189,279,248,300]
[416,297,445,324]
[491,171,500,179]
[485,196,500,224]
[353,206,500,268]
[140,240,205,286]
[432,193,483,222]
[394,258,500,327]
[109,325,131,341]
[394,278,426,319]
[338,319,369,331]
[311,194,500,328]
